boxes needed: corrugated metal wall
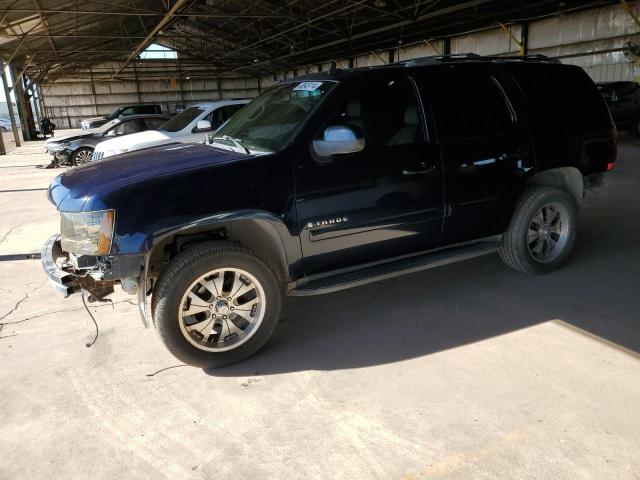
[43,2,640,127]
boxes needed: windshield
[210,81,336,154]
[160,106,207,132]
[105,107,125,121]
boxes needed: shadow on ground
[204,143,640,376]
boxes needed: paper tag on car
[294,82,323,91]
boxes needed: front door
[294,74,444,276]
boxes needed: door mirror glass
[312,125,364,157]
[193,119,212,133]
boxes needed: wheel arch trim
[524,166,584,207]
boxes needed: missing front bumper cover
[41,235,114,300]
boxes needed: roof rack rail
[399,53,559,66]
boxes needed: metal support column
[11,65,32,141]
[499,22,525,55]
[1,64,21,147]
[443,37,451,55]
[30,82,42,127]
[133,64,142,104]
[522,22,529,56]
[0,116,6,154]
[89,67,99,117]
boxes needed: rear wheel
[152,242,282,368]
[499,186,577,274]
[72,147,93,165]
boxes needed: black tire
[152,242,282,368]
[71,147,94,165]
[0,126,7,133]
[499,186,578,275]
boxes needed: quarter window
[510,64,610,125]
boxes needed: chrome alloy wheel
[74,149,93,164]
[527,202,570,263]
[178,268,266,352]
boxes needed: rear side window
[423,67,514,141]
[510,64,609,125]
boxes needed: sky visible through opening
[138,43,178,60]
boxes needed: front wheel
[72,147,93,165]
[152,242,282,368]
[499,186,578,274]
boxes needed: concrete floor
[0,132,639,480]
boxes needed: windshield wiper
[211,135,251,155]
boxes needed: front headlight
[60,210,115,255]
[48,143,65,153]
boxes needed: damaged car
[42,55,616,368]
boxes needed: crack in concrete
[0,292,30,322]
[0,299,136,326]
[0,280,48,322]
[145,364,188,377]
[0,224,20,245]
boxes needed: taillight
[606,162,615,171]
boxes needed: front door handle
[402,162,437,176]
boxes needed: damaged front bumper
[41,235,81,297]
[41,235,150,326]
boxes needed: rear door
[294,74,444,276]
[418,64,533,243]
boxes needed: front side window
[316,76,422,151]
[105,119,140,136]
[159,106,207,132]
[95,119,120,134]
[210,81,336,154]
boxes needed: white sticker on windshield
[294,81,323,91]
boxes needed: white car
[92,100,249,160]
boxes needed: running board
[289,239,501,296]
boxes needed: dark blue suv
[42,55,616,368]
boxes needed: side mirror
[312,125,364,158]
[193,120,212,133]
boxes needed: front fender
[145,209,302,281]
[137,210,302,328]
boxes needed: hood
[95,130,173,152]
[47,132,94,144]
[82,116,106,124]
[49,143,249,210]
